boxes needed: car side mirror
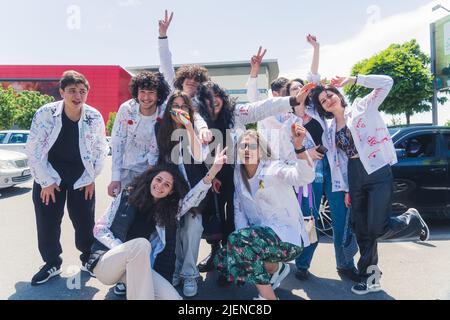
[396,148,406,159]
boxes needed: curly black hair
[173,65,209,91]
[127,165,189,229]
[129,71,171,107]
[310,85,348,119]
[195,81,235,130]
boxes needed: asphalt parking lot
[1,157,450,300]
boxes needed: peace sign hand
[250,46,267,78]
[159,10,174,37]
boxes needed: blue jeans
[295,158,355,271]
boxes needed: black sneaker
[294,268,310,281]
[351,281,382,295]
[337,267,360,282]
[408,208,430,241]
[80,263,96,278]
[113,282,126,297]
[31,259,62,286]
[198,254,215,273]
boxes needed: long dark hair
[127,165,189,229]
[310,85,348,119]
[157,91,195,164]
[195,81,235,130]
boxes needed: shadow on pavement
[0,186,31,199]
[284,266,396,300]
[8,272,99,300]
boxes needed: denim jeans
[295,158,355,271]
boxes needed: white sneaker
[351,282,382,295]
[270,262,290,290]
[183,278,198,297]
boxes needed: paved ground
[1,157,450,300]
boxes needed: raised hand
[295,82,316,106]
[291,123,307,144]
[210,145,228,175]
[250,46,267,78]
[330,76,355,88]
[159,10,174,37]
[306,34,319,48]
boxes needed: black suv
[389,125,450,217]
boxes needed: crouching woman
[85,147,227,300]
[215,127,315,300]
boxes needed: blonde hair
[238,130,273,192]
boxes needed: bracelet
[295,146,306,154]
[158,36,168,39]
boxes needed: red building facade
[0,65,132,124]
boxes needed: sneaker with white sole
[408,208,430,241]
[31,259,62,286]
[113,282,127,296]
[80,264,96,278]
[183,278,198,297]
[270,262,290,290]
[351,282,382,295]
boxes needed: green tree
[445,119,450,127]
[0,87,17,130]
[346,40,445,125]
[106,112,117,136]
[14,90,54,129]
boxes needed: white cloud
[283,1,450,125]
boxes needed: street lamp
[432,4,450,12]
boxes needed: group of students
[25,11,430,300]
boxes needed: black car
[390,125,450,218]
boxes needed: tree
[445,119,450,127]
[14,90,54,129]
[0,87,17,130]
[346,40,445,125]
[106,112,116,136]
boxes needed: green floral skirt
[214,226,303,285]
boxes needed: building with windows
[127,59,280,103]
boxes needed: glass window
[395,133,436,158]
[8,133,29,144]
[444,134,450,157]
[0,133,6,144]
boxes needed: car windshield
[0,133,6,143]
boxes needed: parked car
[317,125,450,233]
[389,125,450,218]
[0,149,32,189]
[0,130,30,153]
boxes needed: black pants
[32,181,95,265]
[202,165,235,245]
[348,159,423,280]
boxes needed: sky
[1,0,449,124]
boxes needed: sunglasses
[238,143,258,150]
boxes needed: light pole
[430,4,450,125]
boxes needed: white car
[0,149,32,189]
[0,130,30,153]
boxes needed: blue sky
[1,0,450,123]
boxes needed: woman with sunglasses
[215,127,314,300]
